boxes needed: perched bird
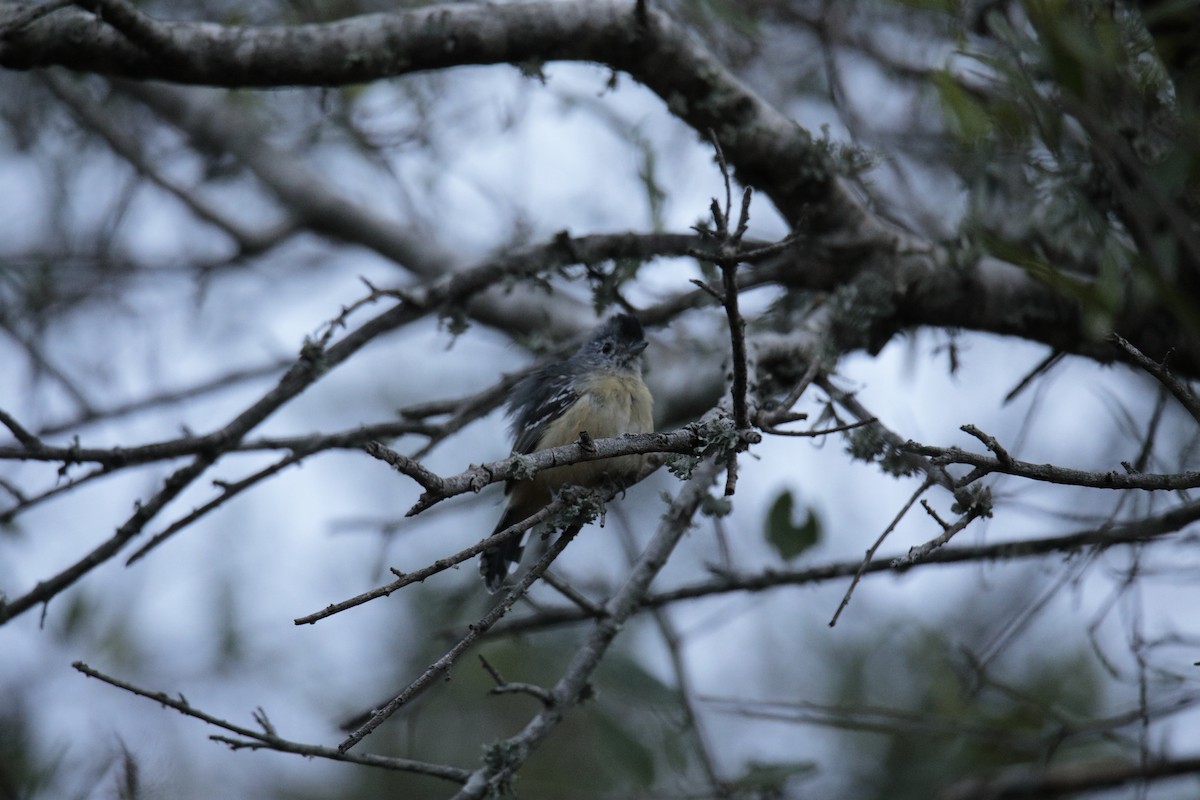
[480,313,654,591]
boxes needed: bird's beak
[630,340,648,356]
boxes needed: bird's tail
[479,507,527,593]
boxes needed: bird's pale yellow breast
[532,371,654,489]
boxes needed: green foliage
[0,700,58,800]
[931,72,993,143]
[828,612,1111,800]
[763,489,821,561]
[935,0,1200,336]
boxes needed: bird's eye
[600,341,615,355]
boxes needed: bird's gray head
[574,313,648,371]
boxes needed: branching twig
[72,662,469,782]
[294,489,594,625]
[42,71,293,254]
[901,440,1200,491]
[1110,333,1200,426]
[72,0,182,59]
[478,655,555,706]
[613,513,726,794]
[446,456,724,799]
[818,375,957,490]
[706,133,753,433]
[893,502,985,566]
[363,441,444,493]
[489,500,1200,636]
[126,448,314,565]
[961,424,1013,466]
[829,477,933,627]
[0,408,41,449]
[338,522,585,752]
[0,464,111,525]
[540,571,605,618]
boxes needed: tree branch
[491,499,1200,635]
[902,438,1200,491]
[72,661,469,782]
[448,455,725,798]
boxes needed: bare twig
[901,440,1200,491]
[363,441,444,493]
[942,754,1200,800]
[707,134,753,433]
[126,449,313,565]
[294,489,592,625]
[893,502,985,566]
[757,357,823,429]
[961,424,1013,466]
[42,71,294,254]
[478,655,555,706]
[36,359,291,437]
[71,0,182,58]
[540,571,605,618]
[490,500,1200,636]
[818,375,957,491]
[0,408,41,448]
[1110,333,1200,426]
[0,464,111,525]
[829,477,933,627]
[338,522,584,752]
[762,417,876,438]
[72,662,469,782]
[446,456,724,799]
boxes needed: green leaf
[932,71,992,143]
[764,490,821,561]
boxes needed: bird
[479,313,654,591]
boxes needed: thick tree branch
[6,5,1196,372]
[1,1,875,232]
